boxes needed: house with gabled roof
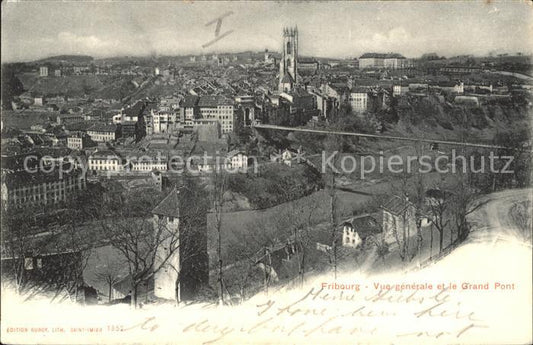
[86,123,117,143]
[381,195,417,245]
[341,214,382,248]
[226,150,248,172]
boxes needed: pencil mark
[203,11,234,48]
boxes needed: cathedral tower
[279,26,298,92]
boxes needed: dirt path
[350,188,532,275]
[467,188,532,245]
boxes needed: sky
[2,1,532,62]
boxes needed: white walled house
[128,156,168,172]
[349,88,371,113]
[180,95,199,128]
[359,55,384,69]
[152,112,178,134]
[112,113,123,124]
[227,150,248,172]
[270,148,303,167]
[88,151,123,173]
[197,96,235,134]
[39,66,49,77]
[341,214,381,248]
[113,101,144,124]
[359,53,407,69]
[67,134,95,150]
[67,136,84,150]
[343,223,363,248]
[195,157,232,173]
[281,149,294,167]
[159,96,182,111]
[2,167,86,209]
[434,81,464,94]
[87,123,116,143]
[393,84,409,96]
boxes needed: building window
[24,258,34,270]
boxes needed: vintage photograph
[1,1,532,344]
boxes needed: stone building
[151,187,208,302]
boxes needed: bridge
[253,124,519,150]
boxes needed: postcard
[1,1,532,344]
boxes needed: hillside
[226,162,324,210]
[389,94,531,142]
[91,75,139,101]
[1,65,24,109]
[18,74,104,97]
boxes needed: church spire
[279,25,299,92]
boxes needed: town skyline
[2,1,532,63]
[1,2,531,343]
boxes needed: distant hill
[35,55,94,64]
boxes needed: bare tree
[390,174,413,262]
[1,206,92,302]
[100,217,178,307]
[389,209,411,262]
[290,200,321,285]
[263,201,320,287]
[329,177,338,279]
[99,185,192,307]
[450,178,483,245]
[49,220,93,303]
[212,168,227,304]
[93,258,124,303]
[221,245,262,303]
[323,134,342,279]
[413,141,426,261]
[367,234,389,264]
[99,189,183,308]
[219,215,278,298]
[242,212,288,295]
[427,187,451,254]
[1,213,33,295]
[219,197,321,301]
[429,221,434,259]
